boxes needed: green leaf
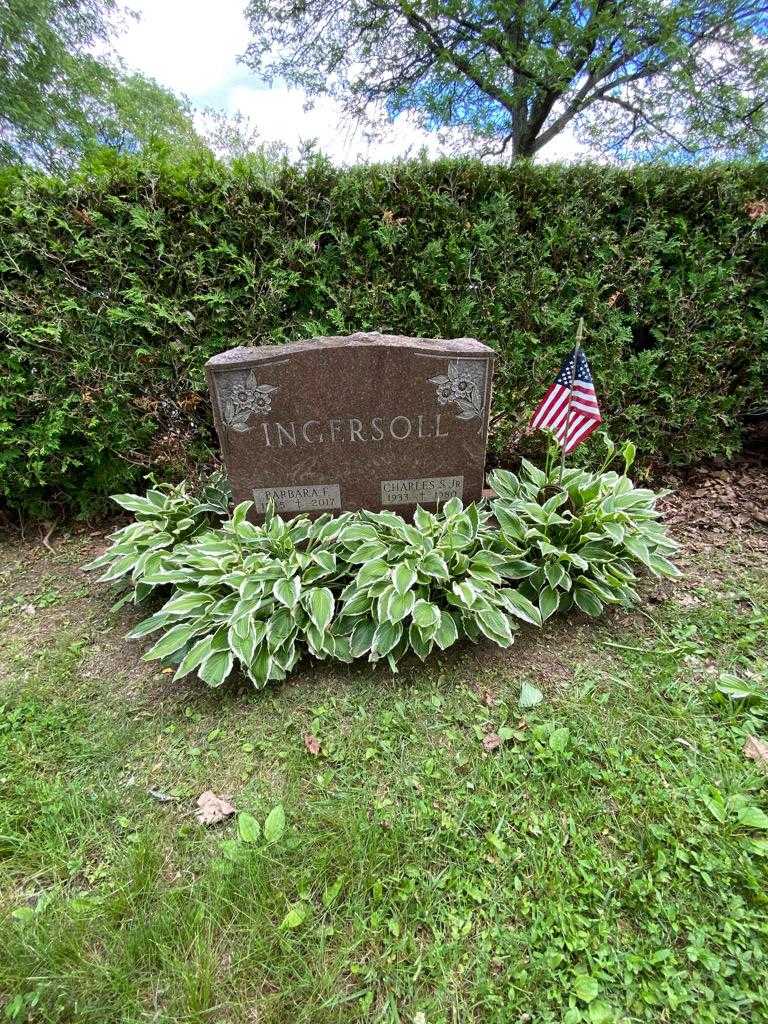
[264,804,286,844]
[279,902,309,930]
[434,610,458,651]
[198,649,233,687]
[519,682,543,709]
[111,493,157,514]
[589,999,613,1024]
[549,727,570,752]
[412,600,441,630]
[544,561,566,589]
[350,618,377,658]
[408,622,432,661]
[419,552,449,579]
[477,606,514,647]
[173,633,215,681]
[500,589,542,627]
[602,522,625,544]
[622,440,637,472]
[98,553,139,583]
[228,618,267,666]
[387,588,415,624]
[574,588,604,617]
[539,586,560,621]
[273,576,301,608]
[248,645,273,688]
[345,541,388,563]
[159,592,213,616]
[737,805,768,830]
[322,874,344,907]
[500,558,539,579]
[574,975,599,1003]
[623,535,652,566]
[356,559,391,589]
[126,611,175,640]
[451,580,478,607]
[648,553,682,579]
[142,621,204,661]
[371,620,403,657]
[307,587,334,631]
[392,562,417,595]
[238,812,261,843]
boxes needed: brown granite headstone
[205,332,495,517]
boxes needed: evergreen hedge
[1,155,766,517]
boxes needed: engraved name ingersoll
[256,414,449,448]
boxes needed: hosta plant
[87,442,679,691]
[330,498,542,670]
[125,502,352,688]
[123,497,543,687]
[488,441,680,622]
[83,474,231,605]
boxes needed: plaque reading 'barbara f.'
[205,332,495,516]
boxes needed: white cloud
[225,85,448,162]
[115,0,599,164]
[115,0,248,99]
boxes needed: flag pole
[558,318,584,487]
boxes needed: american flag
[528,347,602,453]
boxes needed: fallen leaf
[147,788,174,803]
[744,735,768,772]
[481,689,497,707]
[483,732,501,752]
[303,732,321,755]
[195,790,235,826]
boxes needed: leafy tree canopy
[0,0,203,170]
[243,0,768,161]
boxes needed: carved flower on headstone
[429,361,483,421]
[222,371,277,432]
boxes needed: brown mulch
[659,449,768,554]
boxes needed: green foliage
[88,457,679,688]
[332,499,534,668]
[243,0,768,162]
[2,157,767,516]
[119,498,532,687]
[489,442,681,622]
[82,473,231,605]
[0,1,204,171]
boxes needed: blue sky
[114,0,590,162]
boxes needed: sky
[114,0,592,163]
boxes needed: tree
[0,0,203,170]
[242,0,768,161]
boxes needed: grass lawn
[0,500,767,1023]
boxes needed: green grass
[0,534,767,1023]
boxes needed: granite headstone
[205,332,495,517]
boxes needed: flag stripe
[527,345,602,455]
[564,417,601,453]
[530,383,562,428]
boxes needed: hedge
[1,155,767,517]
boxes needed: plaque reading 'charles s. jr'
[205,332,495,516]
